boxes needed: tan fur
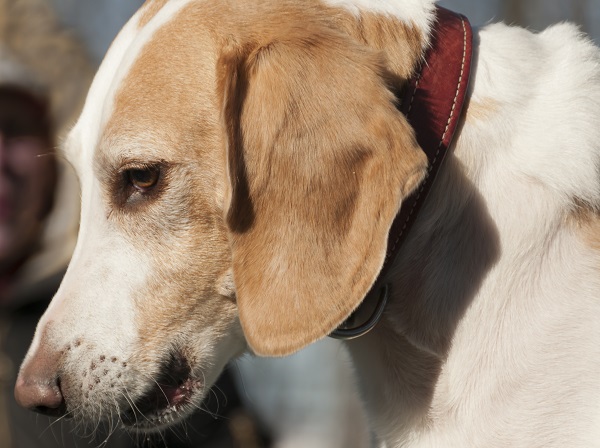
[570,204,600,250]
[332,10,424,83]
[216,16,426,356]
[586,217,600,249]
[99,0,428,356]
[137,0,169,28]
[465,98,501,122]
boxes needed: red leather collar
[332,6,473,339]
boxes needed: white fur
[345,21,600,448]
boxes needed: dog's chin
[120,353,204,432]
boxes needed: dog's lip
[121,353,202,428]
[121,378,200,426]
[158,378,197,407]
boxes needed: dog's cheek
[129,249,244,364]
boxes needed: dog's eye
[126,167,160,192]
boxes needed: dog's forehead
[104,25,220,162]
[67,0,210,173]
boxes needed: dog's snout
[14,341,67,418]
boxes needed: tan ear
[217,25,427,356]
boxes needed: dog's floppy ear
[217,25,427,356]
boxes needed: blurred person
[0,85,57,300]
[0,0,92,445]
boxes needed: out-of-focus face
[0,86,56,271]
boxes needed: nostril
[14,374,67,418]
[33,401,67,418]
[34,377,67,418]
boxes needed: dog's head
[15,0,427,432]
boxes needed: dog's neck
[344,151,502,445]
[377,6,473,322]
[339,6,488,444]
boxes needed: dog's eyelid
[118,159,165,173]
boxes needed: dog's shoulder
[466,22,600,212]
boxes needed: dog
[14,0,600,446]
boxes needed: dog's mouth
[121,353,202,430]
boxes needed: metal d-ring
[329,284,390,340]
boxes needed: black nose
[14,341,67,418]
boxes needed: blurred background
[45,0,599,66]
[0,0,597,447]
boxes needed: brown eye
[126,167,160,191]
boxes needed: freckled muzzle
[15,335,202,431]
[15,336,132,419]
